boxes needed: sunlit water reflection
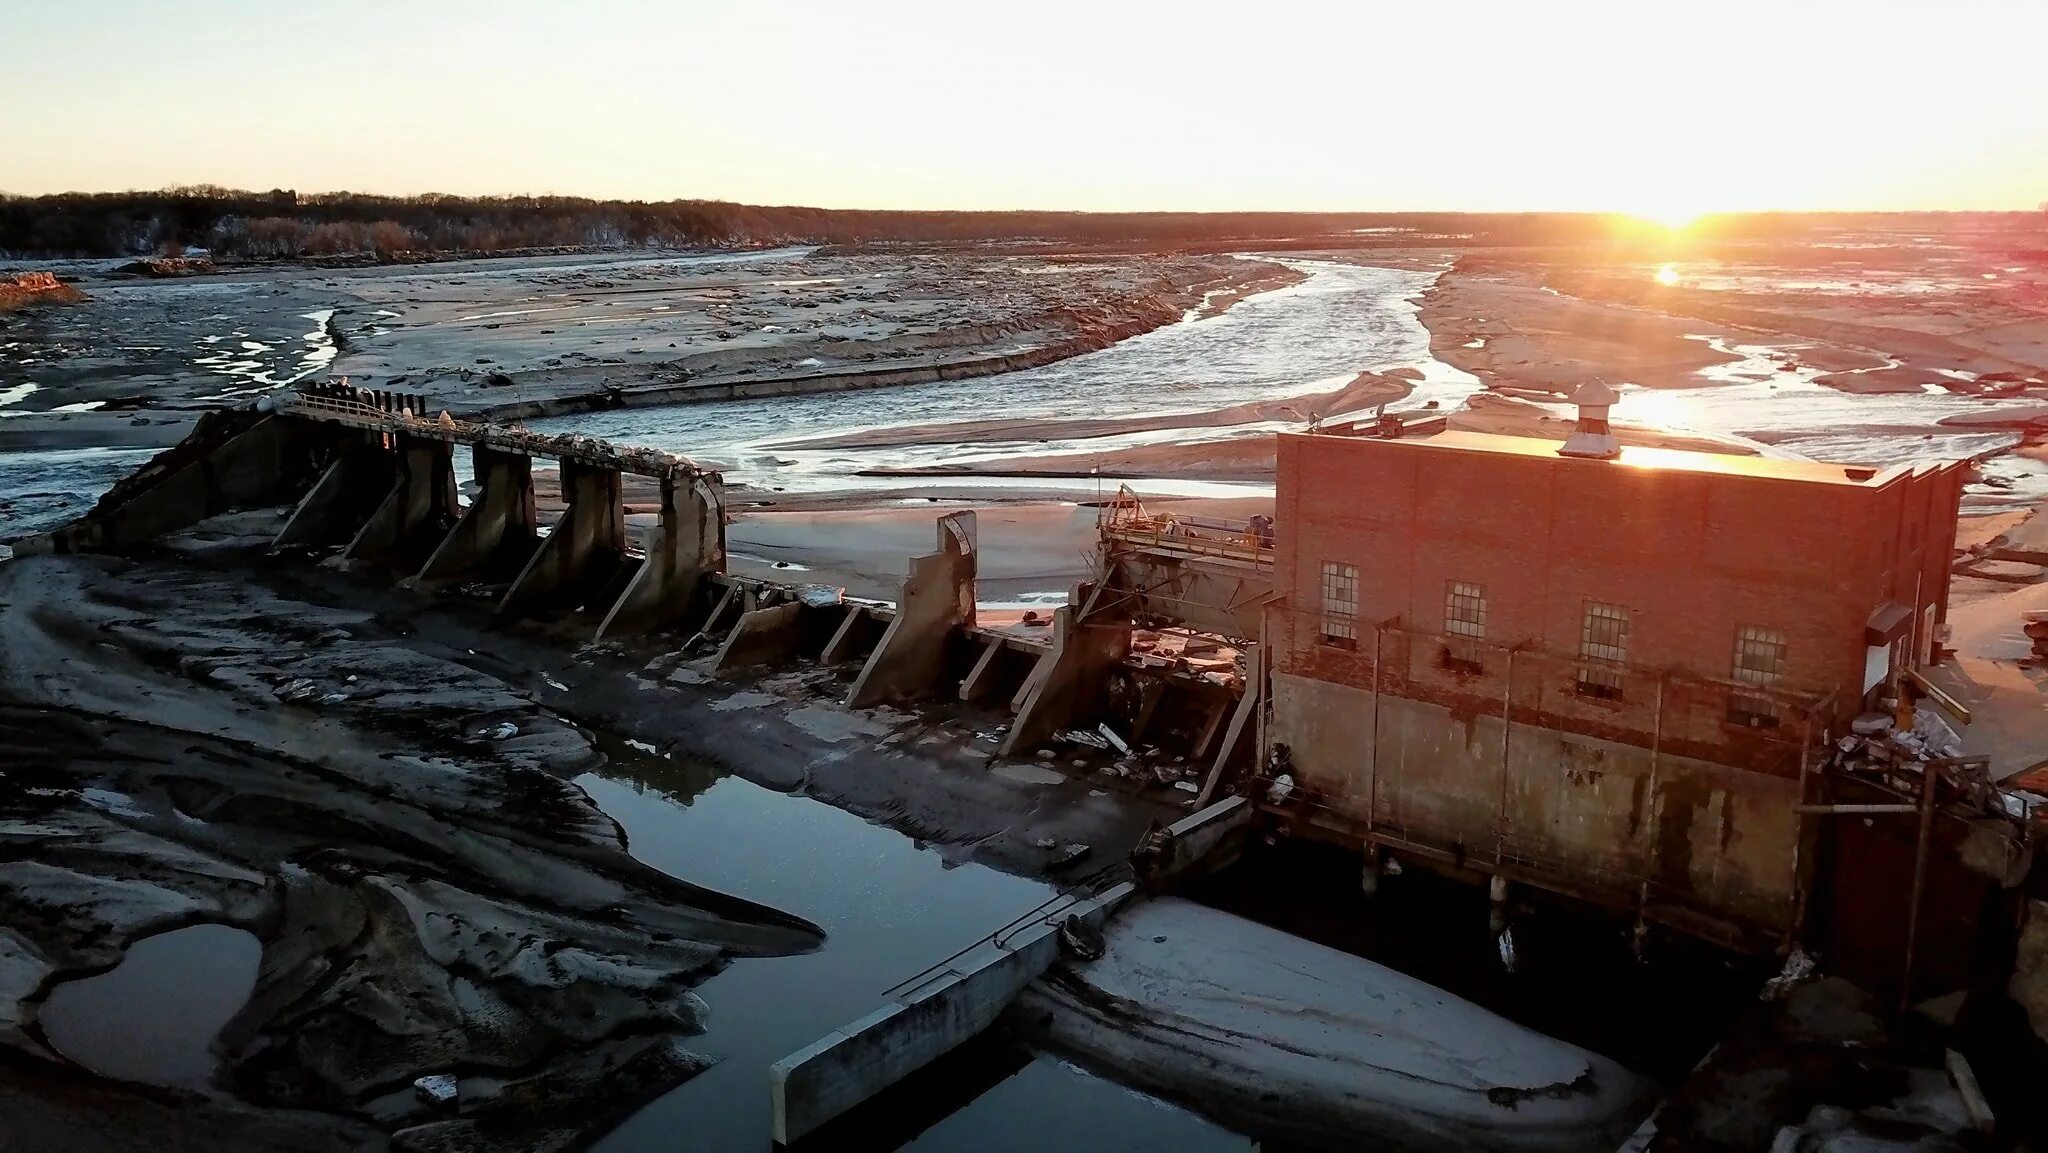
[533,259,1477,497]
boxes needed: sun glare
[1634,206,1705,231]
[1654,263,1681,287]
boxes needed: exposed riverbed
[529,258,1475,499]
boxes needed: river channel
[577,740,1254,1152]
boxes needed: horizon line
[4,187,2046,218]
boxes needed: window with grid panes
[1729,625,1786,727]
[1319,562,1358,648]
[1441,580,1485,673]
[1575,601,1628,699]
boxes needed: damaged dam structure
[24,382,2043,1019]
[18,378,2048,1151]
[21,383,1255,790]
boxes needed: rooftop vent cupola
[1558,381,1622,460]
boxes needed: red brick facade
[1273,430,1966,773]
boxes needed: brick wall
[1273,433,1964,766]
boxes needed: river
[7,253,2030,552]
[529,258,1479,497]
[577,741,1254,1152]
[524,256,2041,507]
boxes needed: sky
[4,0,2045,215]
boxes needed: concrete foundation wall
[713,602,803,672]
[499,462,624,617]
[415,447,536,583]
[273,436,390,550]
[769,882,1133,1145]
[596,474,723,639]
[1002,604,1132,755]
[847,512,976,708]
[23,413,314,554]
[1141,797,1255,884]
[341,437,458,566]
[1272,672,1799,940]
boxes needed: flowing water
[531,259,1479,497]
[8,253,2030,548]
[525,257,2042,506]
[1610,335,2046,502]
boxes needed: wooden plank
[1905,667,1972,725]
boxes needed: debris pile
[115,256,217,278]
[1128,631,1244,690]
[1829,708,2045,823]
[1055,724,1201,791]
[2025,609,2048,664]
[0,271,87,312]
[1830,708,1962,780]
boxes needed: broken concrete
[500,461,624,617]
[596,473,723,639]
[713,602,804,673]
[847,511,977,707]
[415,446,537,584]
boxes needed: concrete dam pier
[17,383,1223,754]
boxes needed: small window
[1730,625,1786,727]
[1576,601,1628,699]
[1319,562,1358,649]
[1442,580,1486,674]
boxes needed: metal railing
[877,870,1122,1000]
[274,385,710,480]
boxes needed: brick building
[1266,402,1967,949]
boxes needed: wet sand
[0,513,1196,1151]
[1420,252,2048,401]
[855,392,1764,487]
[767,369,1412,455]
[726,497,1275,602]
[0,248,1296,429]
[1419,264,1745,394]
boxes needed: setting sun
[1630,204,1708,231]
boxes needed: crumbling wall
[846,512,976,707]
[1270,670,1800,946]
[16,412,318,555]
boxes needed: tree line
[1,186,2041,260]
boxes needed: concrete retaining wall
[769,882,1134,1145]
[847,512,976,707]
[1140,797,1255,885]
[1270,671,1799,942]
[21,412,315,555]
